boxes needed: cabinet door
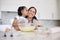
[40,0,58,20]
[51,0,59,20]
[1,0,18,11]
[39,0,52,20]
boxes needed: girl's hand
[14,27,20,31]
[19,20,25,24]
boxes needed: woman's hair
[26,7,38,23]
[28,7,37,14]
[18,6,26,16]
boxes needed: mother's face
[28,8,36,17]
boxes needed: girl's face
[28,8,36,18]
[21,8,28,16]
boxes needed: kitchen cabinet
[51,0,60,20]
[1,0,18,11]
[39,0,59,20]
[1,0,60,20]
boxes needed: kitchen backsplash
[0,11,60,26]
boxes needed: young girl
[12,6,28,31]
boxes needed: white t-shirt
[15,16,28,24]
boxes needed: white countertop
[0,25,60,40]
[0,31,60,40]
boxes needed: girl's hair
[26,7,38,23]
[18,6,26,16]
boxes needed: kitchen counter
[0,31,60,40]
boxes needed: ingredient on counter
[5,28,10,32]
[42,30,50,34]
[42,27,50,34]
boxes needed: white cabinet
[39,0,52,19]
[1,0,18,11]
[39,0,59,20]
[51,0,59,20]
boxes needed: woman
[12,6,28,31]
[26,7,38,24]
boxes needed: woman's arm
[33,19,38,24]
[33,19,43,28]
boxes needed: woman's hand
[14,27,20,31]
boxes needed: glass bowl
[18,23,36,32]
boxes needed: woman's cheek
[29,14,33,17]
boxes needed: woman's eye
[33,11,35,13]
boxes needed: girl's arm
[12,18,20,31]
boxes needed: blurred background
[0,0,60,27]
